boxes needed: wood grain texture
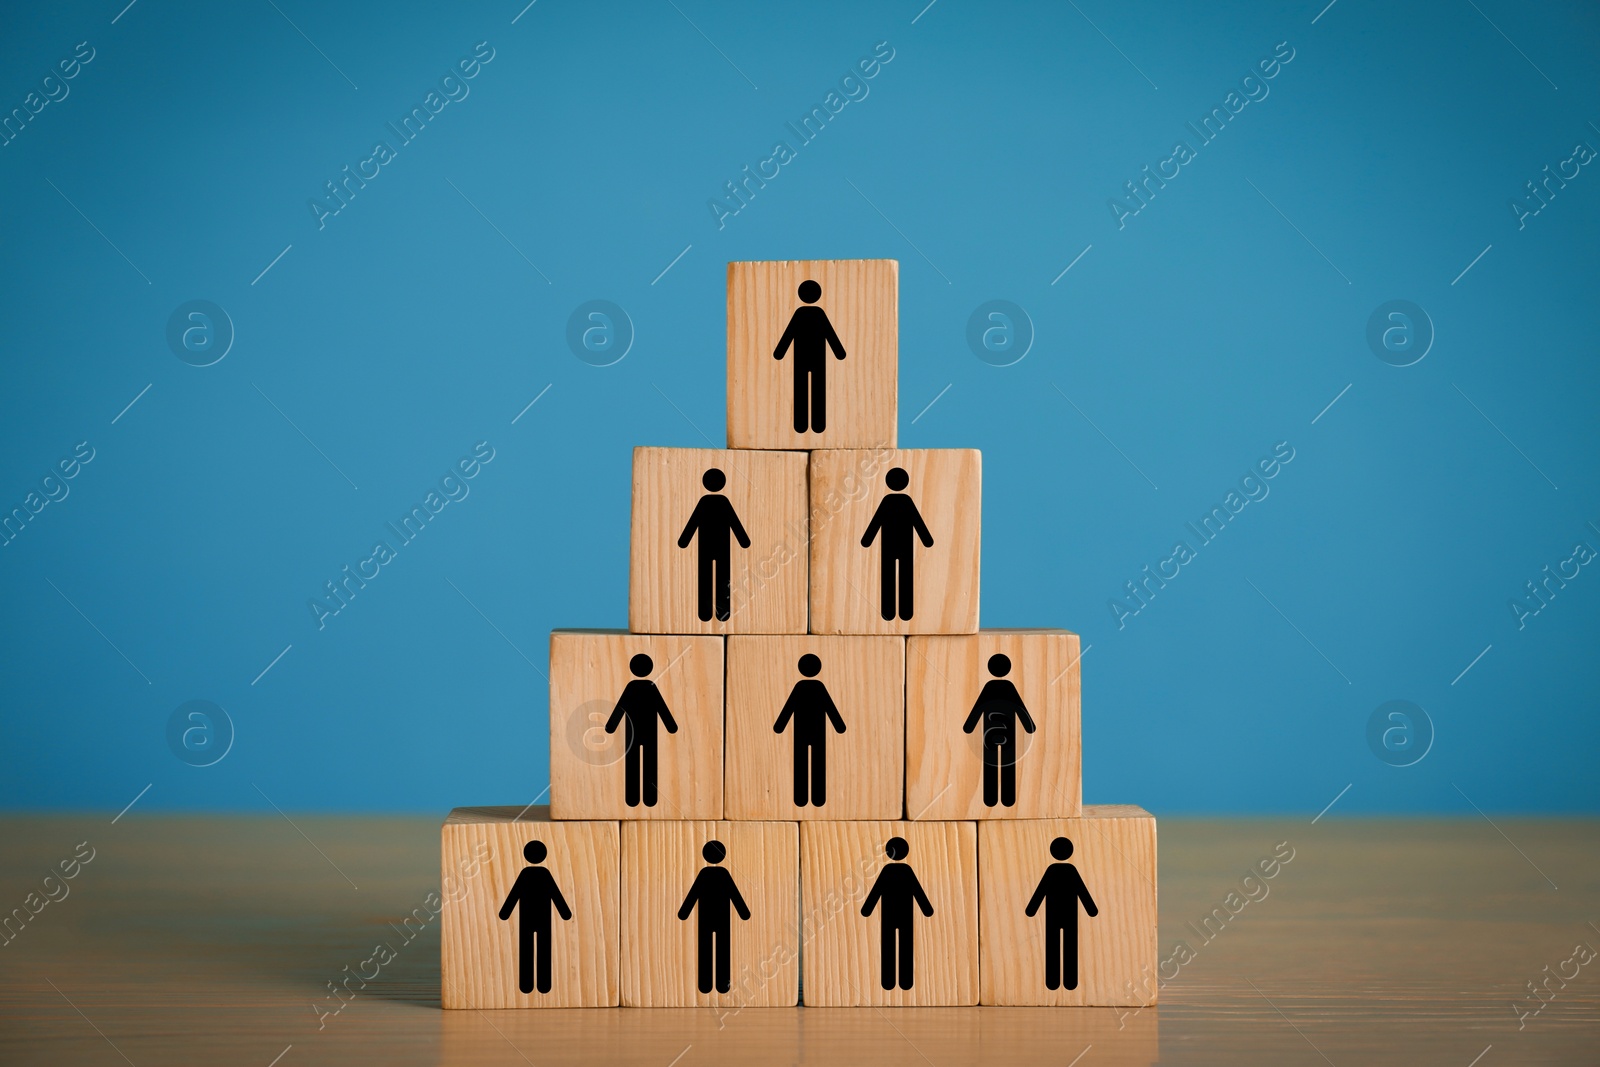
[809,449,981,635]
[440,807,618,1008]
[725,635,905,821]
[548,631,723,820]
[629,447,809,634]
[727,259,898,450]
[979,808,1156,1006]
[799,821,978,1006]
[620,820,799,1007]
[906,630,1082,820]
[8,815,1600,1064]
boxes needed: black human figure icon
[961,653,1037,807]
[772,279,846,433]
[860,836,934,991]
[772,653,847,807]
[676,840,751,994]
[677,468,751,622]
[860,467,935,621]
[497,840,573,995]
[1025,837,1098,991]
[604,654,678,808]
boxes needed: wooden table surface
[2,814,1596,1065]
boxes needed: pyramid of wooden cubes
[441,259,1157,1009]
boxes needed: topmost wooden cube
[727,260,898,450]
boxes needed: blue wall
[2,0,1595,814]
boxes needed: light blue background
[2,0,1595,814]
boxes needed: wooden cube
[440,806,618,1008]
[620,820,799,1007]
[724,635,905,821]
[629,447,808,634]
[906,630,1082,820]
[809,449,980,635]
[978,807,1158,1006]
[799,821,978,1006]
[548,631,723,820]
[727,259,897,450]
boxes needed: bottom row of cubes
[440,805,1156,1008]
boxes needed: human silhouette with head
[677,468,751,622]
[772,653,847,807]
[961,653,1037,807]
[604,654,679,808]
[861,836,934,990]
[860,467,934,621]
[1025,837,1098,991]
[677,839,751,994]
[497,840,573,994]
[772,279,846,433]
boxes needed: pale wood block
[725,635,905,821]
[906,629,1082,820]
[978,807,1158,1006]
[809,448,981,635]
[440,806,618,1008]
[620,820,799,1007]
[799,821,978,1006]
[548,631,723,820]
[727,259,897,450]
[629,447,809,634]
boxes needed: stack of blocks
[440,260,1158,1009]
